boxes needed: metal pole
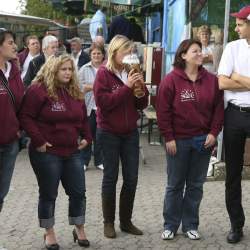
[215,0,230,163]
[188,0,192,38]
[223,0,231,48]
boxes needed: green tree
[19,0,75,25]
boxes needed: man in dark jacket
[107,16,131,43]
[129,18,145,44]
[69,37,90,70]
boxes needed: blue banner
[162,0,187,73]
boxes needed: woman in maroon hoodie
[94,35,148,238]
[157,39,224,240]
[19,55,91,250]
[0,29,24,214]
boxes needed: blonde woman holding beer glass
[94,35,149,238]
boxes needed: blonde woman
[197,25,216,73]
[19,55,91,249]
[94,35,149,238]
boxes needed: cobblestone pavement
[1,135,250,250]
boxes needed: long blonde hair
[106,35,133,72]
[33,54,84,101]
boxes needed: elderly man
[70,37,90,70]
[23,35,58,87]
[218,5,250,244]
[18,35,40,79]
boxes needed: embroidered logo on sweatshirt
[0,85,7,95]
[51,101,66,112]
[180,89,195,102]
[111,83,121,92]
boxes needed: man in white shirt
[89,7,108,42]
[218,5,250,244]
[18,35,40,79]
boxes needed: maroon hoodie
[19,83,92,157]
[156,67,224,142]
[0,61,24,145]
[18,48,29,68]
[93,65,149,135]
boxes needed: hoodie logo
[180,89,195,102]
[51,101,66,112]
[0,85,7,95]
[111,83,121,92]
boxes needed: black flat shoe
[227,228,243,244]
[73,229,90,247]
[44,234,60,250]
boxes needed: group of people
[0,4,250,250]
[0,31,148,250]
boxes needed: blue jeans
[97,128,139,198]
[163,137,212,233]
[29,148,86,228]
[81,110,103,166]
[0,140,19,211]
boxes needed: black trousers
[224,105,250,229]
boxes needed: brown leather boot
[104,223,116,238]
[120,221,143,235]
[102,196,116,238]
[119,190,143,235]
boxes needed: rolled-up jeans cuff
[39,217,55,228]
[69,215,85,225]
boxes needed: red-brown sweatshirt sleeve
[156,74,175,142]
[19,84,47,148]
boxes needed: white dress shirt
[218,39,250,107]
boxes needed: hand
[165,140,177,156]
[231,72,239,82]
[202,53,209,59]
[204,134,216,148]
[127,71,144,89]
[78,139,88,150]
[17,131,21,138]
[36,142,52,152]
[202,53,213,63]
[83,84,93,93]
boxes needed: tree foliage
[19,0,74,24]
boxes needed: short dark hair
[89,42,105,59]
[173,39,202,69]
[0,29,15,46]
[26,35,39,45]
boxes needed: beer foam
[122,54,140,65]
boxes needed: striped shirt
[78,61,98,116]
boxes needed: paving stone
[1,135,250,249]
